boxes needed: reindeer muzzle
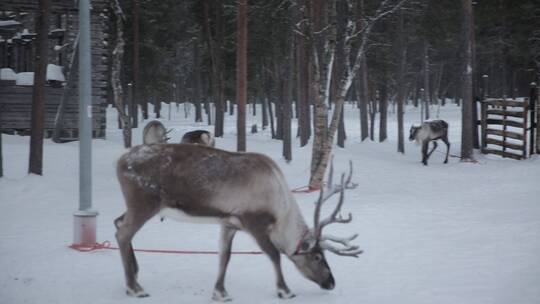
[320,276,335,290]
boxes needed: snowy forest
[1,0,539,304]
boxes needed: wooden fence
[480,98,529,160]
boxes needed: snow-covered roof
[12,65,66,86]
[0,20,21,27]
[16,72,34,86]
[0,68,17,81]
[47,64,65,82]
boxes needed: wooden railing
[480,98,529,160]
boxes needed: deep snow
[1,102,539,304]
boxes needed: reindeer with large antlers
[114,144,361,301]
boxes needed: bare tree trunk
[29,0,50,175]
[193,38,203,122]
[359,55,369,141]
[261,90,268,129]
[422,40,430,121]
[132,0,140,127]
[216,1,225,137]
[296,20,310,146]
[461,0,474,160]
[282,47,293,161]
[263,67,276,138]
[337,103,346,147]
[52,35,78,143]
[433,63,444,108]
[369,92,376,141]
[112,0,131,148]
[536,79,540,154]
[396,9,406,153]
[379,82,388,142]
[203,0,225,137]
[308,0,407,188]
[471,9,479,149]
[236,0,247,152]
[154,92,161,118]
[308,0,335,188]
[0,132,3,177]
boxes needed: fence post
[530,82,537,155]
[523,99,529,159]
[480,100,487,152]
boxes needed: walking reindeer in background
[409,120,450,165]
[114,144,361,301]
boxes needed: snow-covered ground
[1,102,539,304]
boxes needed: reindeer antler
[165,129,173,142]
[313,158,362,257]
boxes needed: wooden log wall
[480,98,529,160]
[0,0,110,140]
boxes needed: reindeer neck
[270,199,310,257]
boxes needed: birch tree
[112,0,132,148]
[396,8,407,153]
[301,0,408,189]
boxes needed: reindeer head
[409,125,421,141]
[289,160,362,290]
[142,121,172,145]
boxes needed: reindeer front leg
[252,233,295,299]
[213,225,237,302]
[421,140,430,165]
[427,141,438,158]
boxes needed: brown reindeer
[114,144,361,301]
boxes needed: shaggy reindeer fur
[142,121,169,145]
[181,130,215,147]
[409,120,450,165]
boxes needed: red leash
[69,185,322,254]
[69,241,262,255]
[291,185,319,193]
[291,182,326,193]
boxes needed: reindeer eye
[313,253,323,262]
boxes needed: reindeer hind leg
[114,213,140,278]
[115,206,158,297]
[442,136,450,163]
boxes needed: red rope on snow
[69,241,262,255]
[68,181,327,254]
[291,185,320,193]
[291,182,327,193]
[435,150,481,163]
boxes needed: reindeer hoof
[126,286,149,298]
[444,160,448,164]
[212,290,232,302]
[277,288,296,299]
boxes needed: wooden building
[0,0,110,140]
